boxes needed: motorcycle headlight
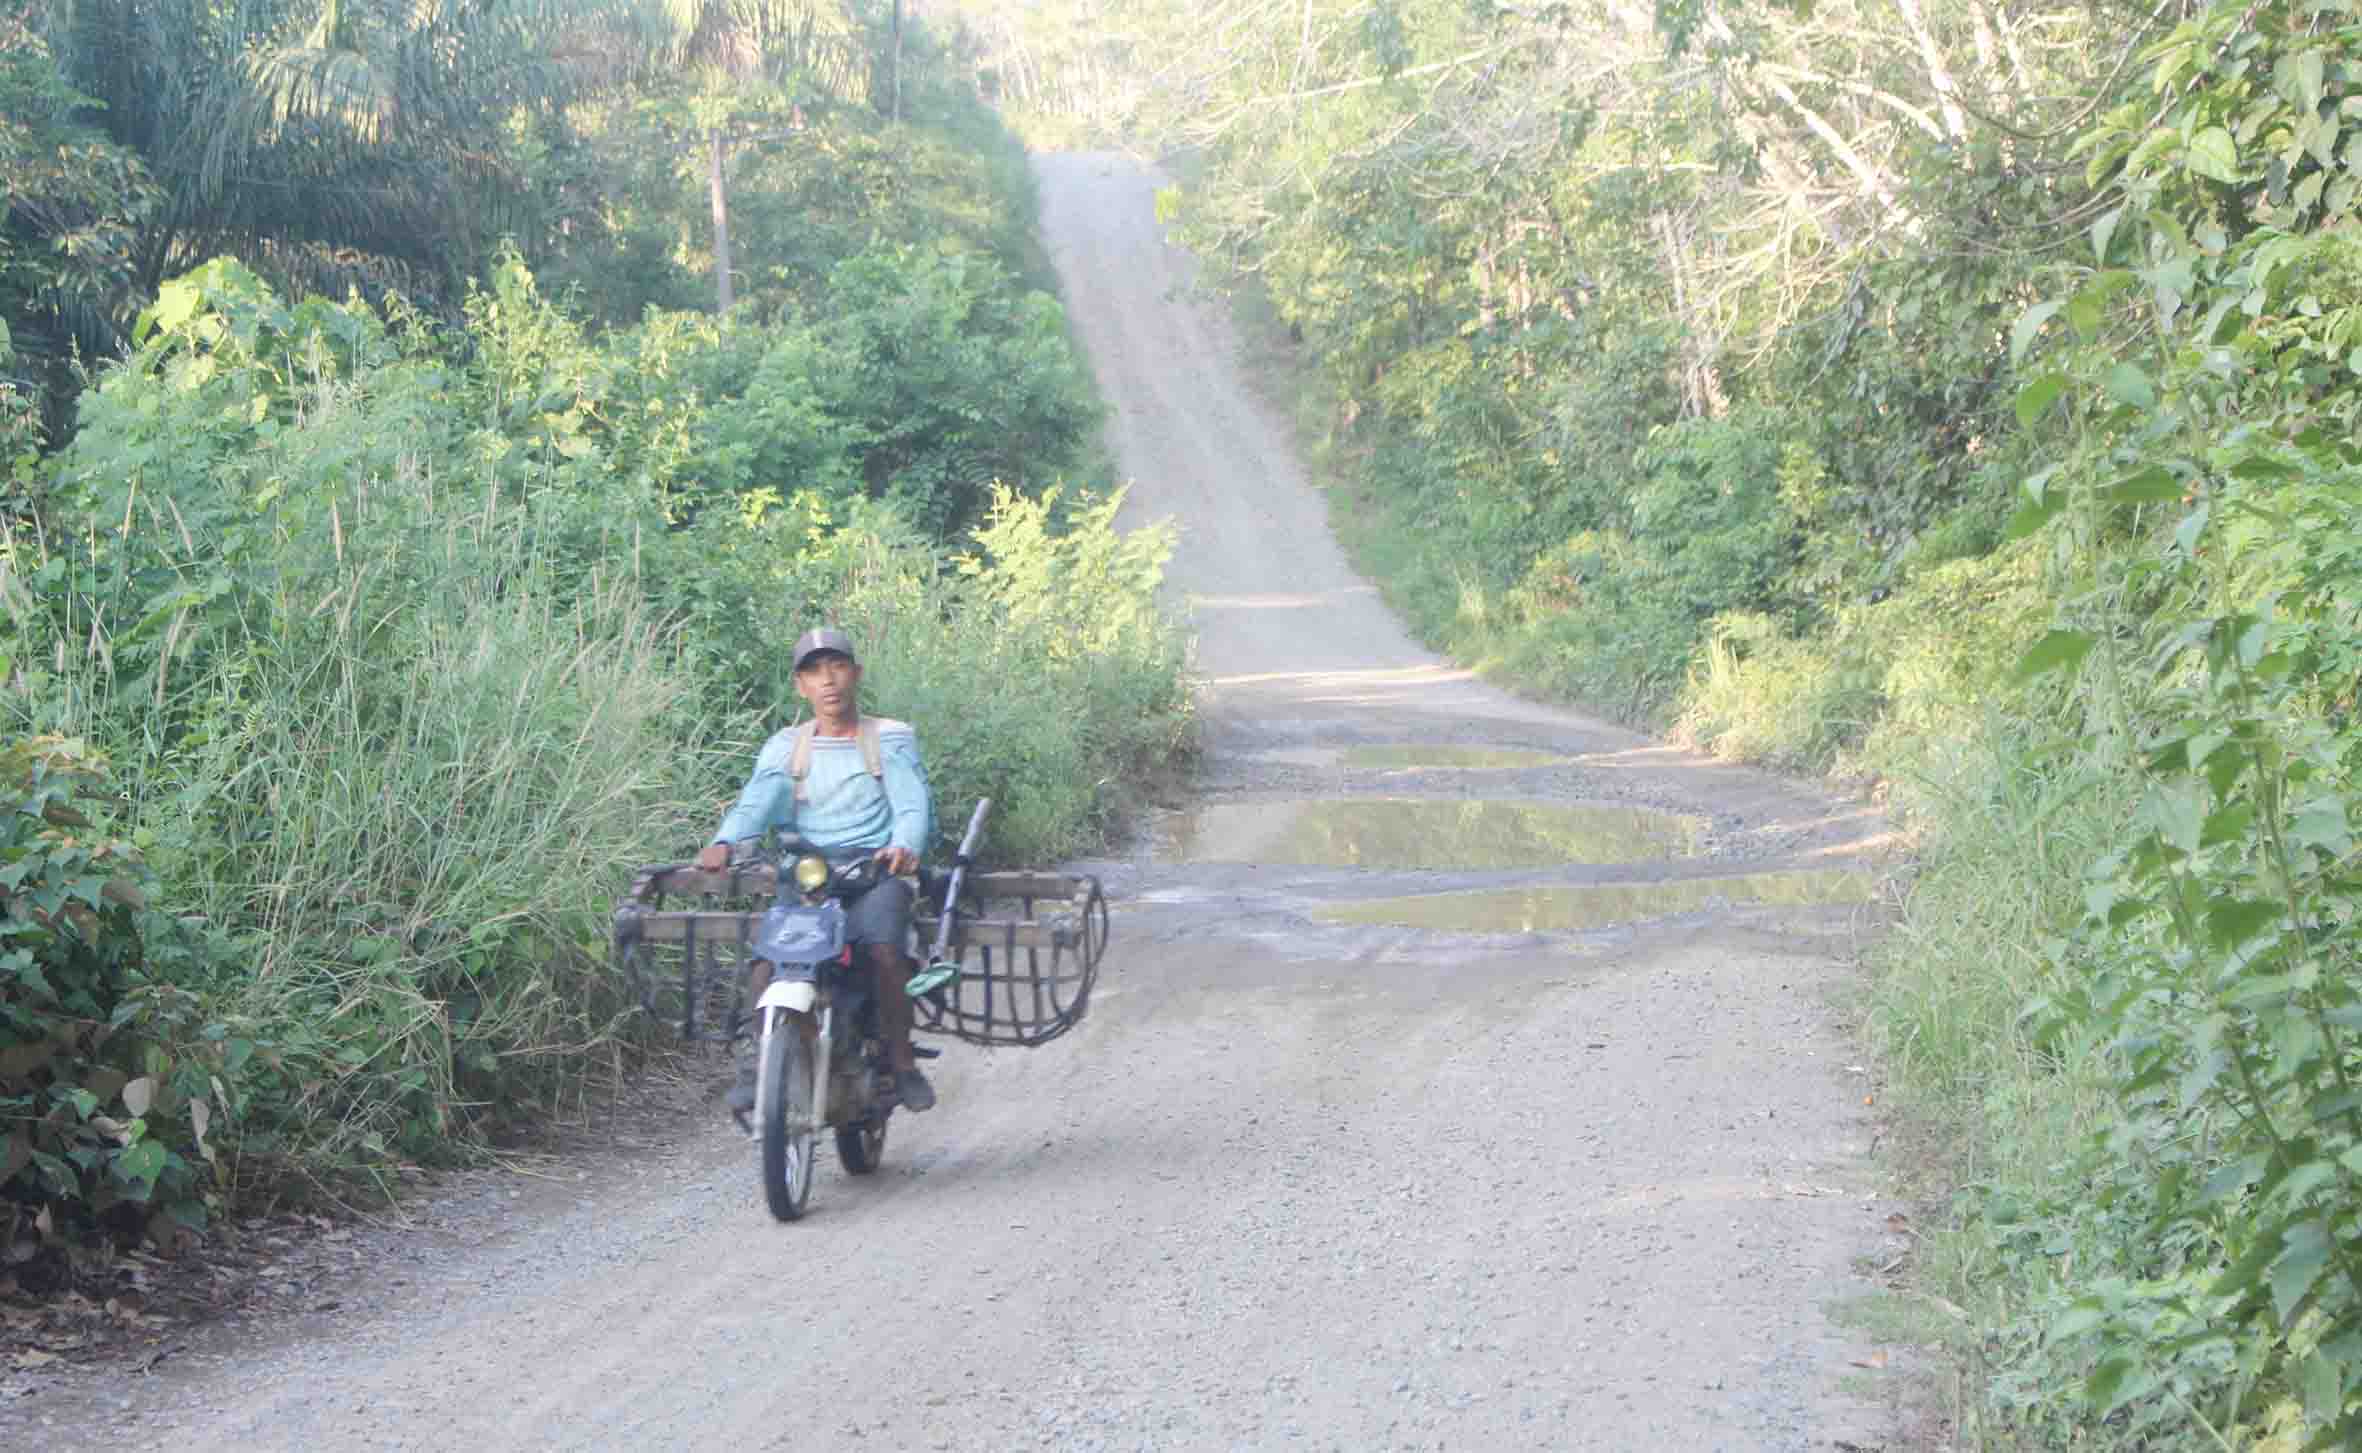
[792,854,830,893]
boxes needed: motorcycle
[743,800,989,1220]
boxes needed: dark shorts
[844,876,915,949]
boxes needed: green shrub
[1678,614,1880,771]
[1627,408,1792,621]
[1498,530,1696,723]
[6,247,1190,1211]
[1,736,232,1258]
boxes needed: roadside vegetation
[955,0,2362,1443]
[2,2,1188,1275]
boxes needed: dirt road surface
[10,153,1904,1451]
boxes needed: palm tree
[9,0,890,428]
[59,0,589,291]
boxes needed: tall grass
[1868,715,2132,1185]
[16,459,711,1186]
[10,450,1191,1201]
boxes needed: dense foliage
[2,1,1190,1275]
[958,0,2362,1440]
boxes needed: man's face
[794,651,860,716]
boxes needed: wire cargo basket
[912,871,1109,1047]
[611,863,1109,1049]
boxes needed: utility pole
[709,130,733,314]
[696,123,796,317]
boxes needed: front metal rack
[611,863,1109,1048]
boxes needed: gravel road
[7,151,1904,1452]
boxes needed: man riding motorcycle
[695,627,938,1117]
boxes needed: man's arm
[695,736,794,870]
[881,729,932,861]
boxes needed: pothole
[1340,745,1570,771]
[1160,798,1706,868]
[1313,870,1874,933]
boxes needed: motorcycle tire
[757,1010,817,1221]
[835,1116,888,1175]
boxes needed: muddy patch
[1340,744,1570,771]
[1242,746,1346,769]
[1161,797,1706,868]
[1315,869,1873,932]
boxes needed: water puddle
[1162,798,1706,868]
[1340,745,1570,771]
[1314,870,1873,933]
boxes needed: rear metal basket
[912,871,1110,1047]
[611,863,1109,1048]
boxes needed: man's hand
[694,842,730,873]
[874,845,918,877]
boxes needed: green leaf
[134,278,203,346]
[2207,896,2283,951]
[2016,629,2096,681]
[2011,301,2064,365]
[2050,1299,2109,1341]
[2271,1221,2333,1325]
[2006,493,2068,539]
[2089,1353,2154,1415]
[2102,466,2179,504]
[2291,50,2326,110]
[2198,802,2255,849]
[2187,126,2241,183]
[2288,800,2352,857]
[114,1138,166,1189]
[2175,504,2211,555]
[2092,204,2125,266]
[2106,362,2156,409]
[2068,293,2103,341]
[2145,780,2206,856]
[2016,372,2069,428]
[2302,1352,2341,1429]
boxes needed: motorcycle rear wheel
[835,1116,888,1174]
[757,1011,817,1221]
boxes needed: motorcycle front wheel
[756,1009,817,1221]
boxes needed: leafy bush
[3,246,1189,1213]
[1677,614,1875,771]
[1626,409,1791,621]
[813,246,1099,536]
[1498,530,1695,723]
[1881,5,2362,1440]
[1,737,225,1260]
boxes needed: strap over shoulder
[789,717,889,802]
[787,720,820,802]
[857,717,883,780]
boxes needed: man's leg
[726,957,770,1122]
[866,943,918,1073]
[848,877,934,1111]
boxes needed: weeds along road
[29,153,1904,1452]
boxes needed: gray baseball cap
[792,626,857,671]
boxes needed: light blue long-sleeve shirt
[711,717,932,858]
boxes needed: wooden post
[891,0,903,122]
[709,129,733,314]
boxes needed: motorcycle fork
[807,945,860,1130]
[809,999,835,1132]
